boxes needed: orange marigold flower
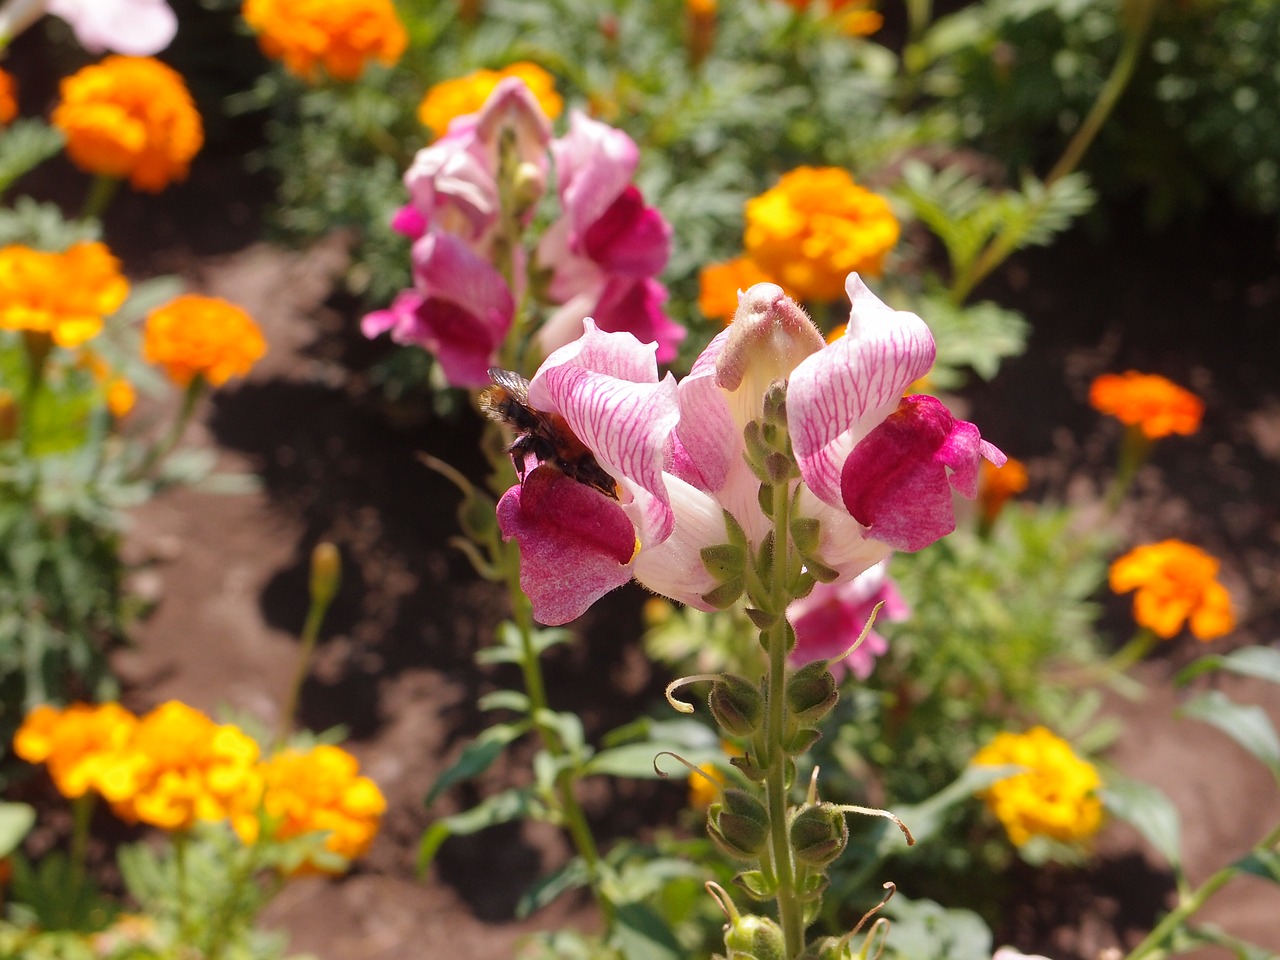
[0,242,129,347]
[744,167,899,303]
[236,745,385,871]
[417,62,563,136]
[142,294,267,387]
[14,703,140,803]
[79,350,137,417]
[52,56,203,193]
[242,0,408,82]
[0,68,17,125]
[1089,371,1203,440]
[979,456,1029,524]
[698,256,778,324]
[973,727,1103,847]
[111,701,262,832]
[1110,540,1235,641]
[779,0,883,35]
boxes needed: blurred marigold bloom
[0,68,16,124]
[979,456,1028,524]
[0,242,129,347]
[744,167,899,302]
[237,745,386,871]
[142,294,267,387]
[687,741,742,810]
[1088,371,1203,439]
[972,726,1103,847]
[242,0,407,82]
[417,62,563,136]
[698,256,778,324]
[1109,539,1234,641]
[52,56,202,192]
[112,701,262,832]
[14,703,139,802]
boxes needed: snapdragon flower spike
[496,321,727,624]
[536,111,684,363]
[787,560,908,681]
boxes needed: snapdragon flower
[787,560,907,680]
[498,275,1004,625]
[0,0,176,54]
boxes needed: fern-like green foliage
[0,122,65,200]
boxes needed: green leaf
[585,740,727,780]
[416,787,537,875]
[882,896,992,960]
[1234,847,1280,884]
[609,902,683,960]
[0,122,66,198]
[424,722,529,808]
[477,690,531,713]
[1177,647,1280,687]
[1101,777,1182,870]
[516,857,590,918]
[1180,690,1280,776]
[878,763,1022,855]
[0,803,35,858]
[733,869,777,901]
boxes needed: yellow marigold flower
[0,68,17,125]
[142,294,267,387]
[242,0,408,82]
[744,167,899,303]
[698,256,779,324]
[1110,539,1234,641]
[14,703,140,803]
[687,741,743,810]
[979,456,1029,524]
[973,726,1103,847]
[237,745,385,871]
[0,242,129,348]
[52,56,203,193]
[112,701,262,832]
[1089,371,1203,440]
[417,62,563,137]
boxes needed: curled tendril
[705,880,740,923]
[830,804,915,845]
[806,765,821,805]
[831,882,895,959]
[653,750,723,801]
[834,600,884,665]
[849,882,895,941]
[862,917,892,960]
[664,673,722,714]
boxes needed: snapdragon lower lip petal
[840,395,1003,552]
[631,474,727,611]
[497,466,638,626]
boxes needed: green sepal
[790,804,848,867]
[796,872,830,902]
[742,422,772,483]
[709,674,764,738]
[803,557,840,583]
[784,727,822,756]
[790,516,820,554]
[763,382,788,426]
[757,481,775,518]
[723,509,749,548]
[788,571,817,601]
[787,661,838,724]
[754,531,776,583]
[733,869,778,902]
[731,753,768,782]
[765,451,796,483]
[702,542,747,581]
[708,789,770,859]
[744,607,778,630]
[702,577,745,609]
[724,913,785,960]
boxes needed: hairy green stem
[764,479,804,958]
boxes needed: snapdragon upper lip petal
[788,274,937,509]
[553,110,640,235]
[48,0,177,55]
[496,466,638,626]
[840,395,1005,552]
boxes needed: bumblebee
[479,367,619,499]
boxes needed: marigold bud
[309,542,341,609]
[708,675,763,738]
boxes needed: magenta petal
[497,466,638,625]
[582,186,672,278]
[588,277,685,364]
[841,395,995,552]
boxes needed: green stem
[128,375,204,482]
[173,830,191,943]
[277,573,336,747]
[80,175,120,222]
[1126,821,1280,960]
[19,329,52,457]
[500,536,613,931]
[949,18,1152,305]
[69,793,94,884]
[764,480,804,958]
[1105,425,1151,513]
[204,836,264,960]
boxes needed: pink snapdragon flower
[535,111,684,363]
[497,275,1004,625]
[787,561,908,681]
[0,0,176,53]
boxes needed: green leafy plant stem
[499,536,614,932]
[949,13,1154,305]
[79,175,120,223]
[1106,425,1152,512]
[127,375,204,482]
[172,829,193,946]
[19,329,51,456]
[203,838,273,960]
[277,544,341,746]
[69,793,93,885]
[1124,820,1280,960]
[762,476,804,958]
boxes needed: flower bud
[708,789,770,859]
[512,160,546,218]
[798,937,853,960]
[724,913,786,960]
[786,661,838,725]
[790,803,848,867]
[709,675,763,738]
[309,542,341,610]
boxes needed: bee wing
[487,367,531,402]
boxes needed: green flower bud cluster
[723,912,786,960]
